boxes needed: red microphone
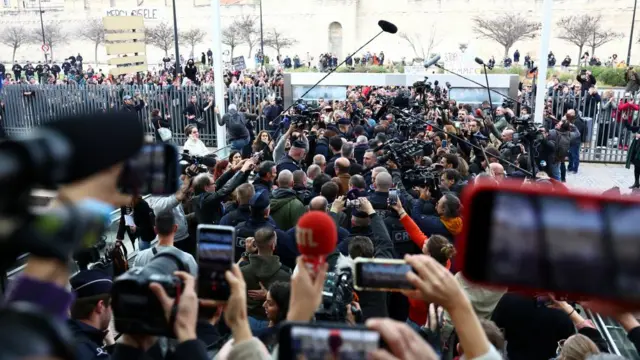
[475,108,484,117]
[295,211,338,273]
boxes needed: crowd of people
[484,50,627,70]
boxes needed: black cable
[388,105,535,177]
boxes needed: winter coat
[241,254,291,320]
[269,188,306,231]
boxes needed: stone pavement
[563,163,635,194]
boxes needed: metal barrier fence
[0,84,282,146]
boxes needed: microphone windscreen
[475,57,484,65]
[43,111,144,184]
[424,55,441,68]
[295,211,338,257]
[475,109,484,117]
[378,20,398,34]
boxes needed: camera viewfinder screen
[197,230,234,300]
[125,144,179,195]
[358,262,414,290]
[290,326,380,360]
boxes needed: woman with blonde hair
[557,334,600,360]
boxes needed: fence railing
[0,84,283,146]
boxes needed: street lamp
[628,0,638,66]
[259,0,264,67]
[38,0,48,63]
[172,0,181,74]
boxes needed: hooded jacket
[218,107,250,141]
[241,254,291,320]
[269,188,306,231]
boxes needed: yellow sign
[102,16,147,75]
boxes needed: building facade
[0,0,637,68]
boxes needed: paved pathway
[564,163,635,193]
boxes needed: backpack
[555,131,571,161]
[110,240,129,277]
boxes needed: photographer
[498,129,523,174]
[411,192,463,242]
[535,126,559,180]
[191,158,255,226]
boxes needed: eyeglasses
[556,339,566,355]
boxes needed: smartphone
[353,258,415,292]
[118,143,180,195]
[278,322,386,360]
[459,182,640,304]
[196,225,235,301]
[441,140,448,148]
[388,190,398,206]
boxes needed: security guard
[235,189,294,268]
[68,269,114,359]
[276,139,305,174]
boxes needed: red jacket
[615,100,639,123]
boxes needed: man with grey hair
[218,103,250,152]
[354,136,369,164]
[313,154,326,172]
[306,164,322,187]
[270,169,306,230]
[341,142,364,175]
[368,166,388,191]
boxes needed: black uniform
[368,191,420,259]
[67,319,111,359]
[51,64,61,78]
[235,218,295,268]
[12,63,22,79]
[24,64,35,78]
[62,61,71,75]
[276,154,302,174]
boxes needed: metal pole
[172,0,181,74]
[38,0,48,63]
[482,64,495,122]
[533,0,553,126]
[627,0,638,66]
[259,0,264,67]
[211,0,227,151]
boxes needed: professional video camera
[111,247,197,336]
[402,164,443,191]
[377,139,434,168]
[512,114,544,144]
[315,269,360,323]
[180,152,211,176]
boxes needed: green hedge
[486,65,635,87]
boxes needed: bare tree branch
[78,19,106,66]
[146,22,175,57]
[586,29,623,56]
[472,13,541,58]
[0,25,30,62]
[557,15,615,66]
[264,28,297,56]
[31,22,69,62]
[180,28,206,59]
[399,28,441,62]
[221,24,241,59]
[233,15,260,58]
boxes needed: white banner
[443,50,481,75]
[404,65,428,74]
[106,8,163,20]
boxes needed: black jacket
[336,213,394,259]
[276,154,302,174]
[252,177,272,194]
[151,115,171,142]
[67,319,111,360]
[354,143,368,164]
[315,137,330,159]
[112,340,209,360]
[293,184,313,205]
[184,64,198,81]
[192,169,250,225]
[117,199,156,243]
[324,153,341,177]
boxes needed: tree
[264,28,297,56]
[32,22,69,62]
[556,15,618,67]
[399,25,440,61]
[472,14,541,59]
[221,24,241,59]
[78,19,106,66]
[146,22,175,56]
[0,25,30,62]
[233,15,259,59]
[180,28,206,58]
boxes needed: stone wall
[0,0,637,67]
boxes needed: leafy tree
[78,19,106,66]
[264,28,297,56]
[233,15,259,59]
[221,23,241,59]
[472,14,541,59]
[32,22,69,62]
[180,28,206,58]
[0,25,30,62]
[146,21,175,56]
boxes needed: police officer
[276,139,305,174]
[68,269,114,359]
[235,189,293,268]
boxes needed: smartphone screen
[463,186,633,301]
[441,140,447,148]
[197,225,235,301]
[118,143,180,195]
[388,190,398,206]
[279,323,382,360]
[354,260,414,291]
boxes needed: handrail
[585,309,622,356]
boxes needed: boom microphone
[474,57,484,65]
[378,20,398,34]
[423,55,441,68]
[0,111,144,207]
[295,211,338,273]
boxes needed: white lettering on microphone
[296,227,318,247]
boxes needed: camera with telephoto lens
[111,247,196,337]
[403,165,442,193]
[315,268,360,323]
[180,152,210,177]
[513,114,544,143]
